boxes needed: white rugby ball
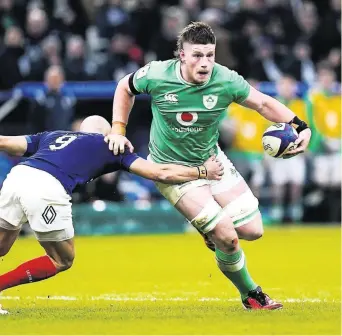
[262,123,298,158]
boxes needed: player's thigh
[0,167,28,229]
[0,220,21,256]
[174,185,224,230]
[39,238,75,271]
[18,168,74,239]
[210,150,261,228]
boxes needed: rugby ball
[262,123,298,158]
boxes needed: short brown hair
[175,22,216,57]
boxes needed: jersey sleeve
[24,132,46,156]
[131,62,157,95]
[224,70,251,104]
[120,150,139,171]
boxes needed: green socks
[215,248,258,299]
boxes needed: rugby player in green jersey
[105,22,311,310]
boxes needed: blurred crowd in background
[0,0,340,224]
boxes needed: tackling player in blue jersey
[0,115,223,314]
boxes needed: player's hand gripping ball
[262,123,298,158]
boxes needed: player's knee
[50,253,75,272]
[0,234,12,256]
[236,214,264,241]
[0,244,10,257]
[60,254,74,271]
[241,227,264,241]
[209,221,239,253]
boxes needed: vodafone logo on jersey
[176,112,198,126]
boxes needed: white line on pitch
[0,295,338,303]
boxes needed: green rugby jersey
[132,59,250,165]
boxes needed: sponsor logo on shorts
[42,205,57,225]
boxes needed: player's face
[180,43,215,84]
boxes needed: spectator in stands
[149,6,187,61]
[29,65,75,132]
[25,8,51,62]
[265,0,299,47]
[130,0,161,54]
[0,0,19,37]
[325,48,341,82]
[265,18,288,56]
[64,35,97,81]
[95,0,132,39]
[181,0,201,23]
[313,0,341,62]
[295,1,320,62]
[40,0,89,38]
[96,33,141,81]
[27,34,62,81]
[0,26,26,89]
[230,19,265,77]
[230,0,268,29]
[281,40,316,85]
[198,8,236,69]
[248,41,283,82]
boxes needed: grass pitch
[0,226,340,335]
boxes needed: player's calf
[206,220,259,301]
[39,239,75,273]
[0,237,74,293]
[0,255,58,292]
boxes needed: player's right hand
[204,156,224,180]
[104,134,134,155]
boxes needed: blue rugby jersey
[20,131,138,195]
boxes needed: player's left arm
[241,86,311,155]
[0,136,28,156]
[0,132,44,156]
[127,157,223,184]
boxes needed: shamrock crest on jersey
[203,95,218,109]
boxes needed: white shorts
[312,153,341,186]
[153,147,243,205]
[267,155,306,186]
[0,165,74,240]
[151,147,259,228]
